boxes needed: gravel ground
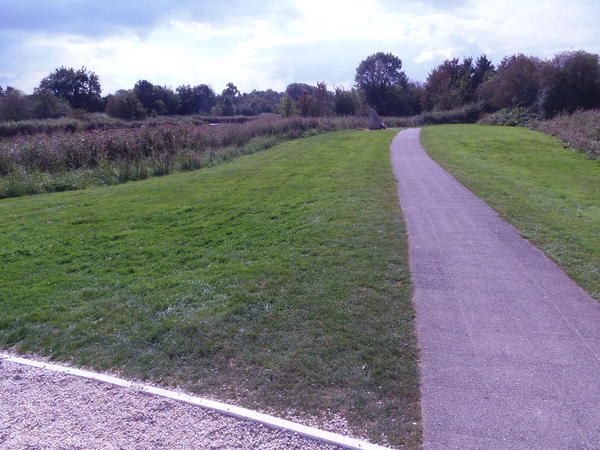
[0,359,339,449]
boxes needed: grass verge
[421,124,600,301]
[0,129,420,447]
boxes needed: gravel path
[0,359,338,449]
[391,129,600,449]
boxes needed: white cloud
[1,0,598,93]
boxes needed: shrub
[477,108,542,127]
[530,109,600,158]
[106,92,147,120]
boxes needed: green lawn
[0,130,420,447]
[422,124,600,301]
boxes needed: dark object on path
[368,110,385,130]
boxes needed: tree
[285,83,314,101]
[222,96,234,116]
[279,94,296,117]
[334,88,359,115]
[472,55,496,87]
[177,84,216,114]
[38,66,102,111]
[133,80,155,112]
[478,54,541,110]
[0,89,32,121]
[312,82,332,116]
[222,82,240,99]
[355,52,408,114]
[105,91,146,120]
[31,89,72,119]
[537,50,600,116]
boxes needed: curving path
[391,128,600,449]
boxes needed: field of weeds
[0,115,370,198]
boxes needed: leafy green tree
[133,80,156,112]
[38,66,102,111]
[355,52,408,114]
[177,84,216,114]
[221,82,240,99]
[333,88,358,115]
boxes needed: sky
[0,0,599,95]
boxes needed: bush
[106,92,147,120]
[31,89,72,119]
[478,108,542,127]
[530,109,600,158]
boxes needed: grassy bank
[0,129,420,447]
[421,124,600,301]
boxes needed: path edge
[0,352,389,450]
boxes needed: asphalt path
[391,128,600,449]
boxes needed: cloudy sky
[1,0,598,95]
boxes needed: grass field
[0,129,420,447]
[421,124,600,301]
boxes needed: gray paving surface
[391,128,600,449]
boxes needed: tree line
[1,49,599,122]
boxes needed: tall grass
[0,116,367,198]
[0,114,255,138]
[530,109,600,159]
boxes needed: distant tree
[31,89,72,119]
[285,83,314,101]
[537,50,600,116]
[279,94,296,117]
[222,82,240,99]
[333,87,359,115]
[221,96,234,116]
[422,58,475,111]
[153,86,180,115]
[311,82,332,116]
[38,66,102,111]
[472,55,496,87]
[478,54,541,110]
[296,91,313,116]
[133,80,156,112]
[105,91,146,120]
[133,80,180,115]
[355,52,408,114]
[177,84,216,114]
[0,89,32,121]
[0,86,4,97]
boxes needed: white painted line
[0,352,390,450]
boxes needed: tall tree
[38,66,102,111]
[355,52,408,115]
[478,54,541,110]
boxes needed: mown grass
[0,129,420,447]
[421,124,600,301]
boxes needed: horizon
[1,0,599,95]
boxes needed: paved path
[391,128,600,449]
